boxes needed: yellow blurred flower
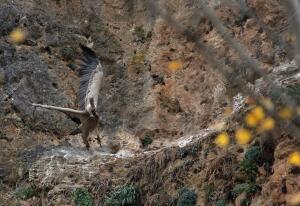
[288,151,300,166]
[235,128,252,145]
[168,60,183,72]
[8,27,27,44]
[258,117,275,132]
[245,106,265,127]
[251,106,265,121]
[245,113,258,127]
[279,107,293,120]
[214,132,230,148]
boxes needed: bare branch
[285,0,300,66]
[142,0,300,138]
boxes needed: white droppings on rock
[232,93,245,112]
[177,135,193,148]
[176,129,215,148]
[273,60,296,73]
[115,149,135,158]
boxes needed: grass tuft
[176,188,197,206]
[72,188,93,206]
[231,183,257,197]
[14,185,38,200]
[104,185,139,206]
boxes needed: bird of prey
[32,45,103,149]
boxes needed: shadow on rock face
[0,41,16,67]
[3,50,77,134]
[0,4,22,36]
[0,168,8,180]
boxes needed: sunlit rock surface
[1,0,300,205]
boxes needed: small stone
[24,39,37,46]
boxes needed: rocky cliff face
[1,0,299,205]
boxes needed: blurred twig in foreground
[143,0,300,138]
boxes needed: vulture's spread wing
[31,103,88,121]
[78,45,103,112]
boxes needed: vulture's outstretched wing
[31,103,88,122]
[78,45,103,114]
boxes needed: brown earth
[0,0,300,205]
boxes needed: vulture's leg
[96,127,102,147]
[82,129,90,150]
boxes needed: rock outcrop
[1,0,299,205]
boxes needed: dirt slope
[0,0,300,205]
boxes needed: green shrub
[60,47,76,60]
[104,185,139,206]
[231,183,257,197]
[204,184,214,202]
[94,22,104,32]
[11,202,21,206]
[176,188,197,206]
[244,146,261,164]
[239,158,258,181]
[284,85,300,99]
[133,26,152,43]
[14,185,38,200]
[133,26,145,38]
[72,188,93,206]
[216,199,226,206]
[190,144,200,156]
[67,63,77,70]
[240,146,262,181]
[241,198,251,206]
[141,134,153,147]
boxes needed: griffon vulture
[32,45,103,149]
